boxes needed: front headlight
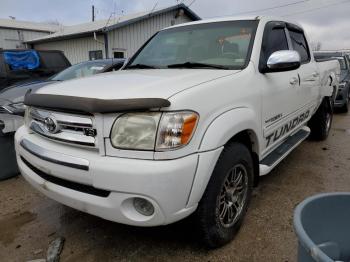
[110,111,199,151]
[111,112,161,150]
[156,111,199,150]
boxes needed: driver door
[258,22,302,155]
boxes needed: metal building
[0,18,58,49]
[26,4,200,64]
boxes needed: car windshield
[336,58,347,70]
[51,61,110,81]
[127,21,258,70]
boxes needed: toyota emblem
[44,116,60,134]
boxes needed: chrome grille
[28,107,96,147]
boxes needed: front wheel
[195,142,254,248]
[308,98,333,141]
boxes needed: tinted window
[0,54,6,74]
[39,52,69,69]
[289,30,310,63]
[264,28,289,60]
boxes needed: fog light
[133,198,154,216]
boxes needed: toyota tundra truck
[14,16,340,248]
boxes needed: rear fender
[321,72,337,98]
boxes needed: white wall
[34,35,106,64]
[0,28,49,49]
[107,10,193,58]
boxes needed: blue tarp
[3,50,40,70]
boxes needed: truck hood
[36,69,238,100]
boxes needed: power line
[187,0,197,7]
[222,0,312,16]
[283,0,350,16]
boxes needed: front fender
[186,107,261,207]
[199,107,260,153]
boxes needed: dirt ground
[0,112,349,262]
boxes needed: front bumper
[15,126,222,226]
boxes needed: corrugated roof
[0,18,59,32]
[26,4,200,44]
[26,11,152,43]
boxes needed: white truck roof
[163,15,302,31]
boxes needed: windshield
[127,21,258,70]
[337,58,347,70]
[52,61,110,81]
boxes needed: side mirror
[266,50,301,73]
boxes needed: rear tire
[339,89,349,113]
[308,98,333,141]
[195,142,254,249]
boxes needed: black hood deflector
[24,93,171,114]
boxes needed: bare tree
[44,19,62,26]
[310,41,322,51]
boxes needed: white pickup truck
[15,16,339,248]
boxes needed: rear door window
[288,30,310,63]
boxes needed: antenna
[149,2,158,15]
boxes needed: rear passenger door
[259,22,302,153]
[287,25,319,111]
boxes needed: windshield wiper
[167,62,230,70]
[126,63,158,69]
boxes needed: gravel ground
[0,112,349,262]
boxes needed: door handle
[290,77,299,85]
[312,72,319,77]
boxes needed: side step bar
[259,126,310,176]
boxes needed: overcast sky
[1,0,350,50]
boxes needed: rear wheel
[195,142,253,248]
[308,98,333,140]
[340,89,349,113]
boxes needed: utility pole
[92,5,95,22]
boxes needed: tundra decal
[266,110,310,147]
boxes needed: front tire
[0,132,19,180]
[308,98,333,140]
[195,142,254,248]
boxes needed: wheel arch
[227,130,260,187]
[199,107,261,154]
[187,108,261,207]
